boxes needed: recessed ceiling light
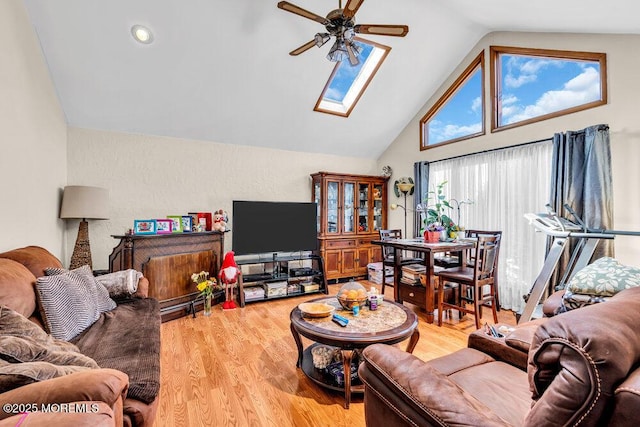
[131,25,153,44]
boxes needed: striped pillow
[36,268,114,341]
[45,265,116,314]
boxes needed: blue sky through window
[427,67,482,145]
[315,39,389,117]
[323,42,374,102]
[498,55,601,126]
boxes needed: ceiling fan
[277,0,409,66]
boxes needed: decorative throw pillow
[0,359,92,393]
[0,306,99,393]
[557,257,640,313]
[0,335,98,368]
[45,265,116,313]
[0,305,50,341]
[35,269,105,341]
[95,269,142,298]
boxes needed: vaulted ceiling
[23,0,640,158]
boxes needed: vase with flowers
[191,271,220,316]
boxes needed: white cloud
[429,122,482,143]
[504,58,564,89]
[505,73,537,89]
[471,96,481,113]
[520,59,563,75]
[501,67,601,124]
[501,94,519,106]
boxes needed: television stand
[243,272,275,282]
[236,253,328,307]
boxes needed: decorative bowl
[336,281,368,311]
[298,302,335,318]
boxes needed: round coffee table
[290,296,419,408]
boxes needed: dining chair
[379,229,423,295]
[463,230,503,311]
[436,234,500,329]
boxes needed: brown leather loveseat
[358,286,640,426]
[0,246,161,427]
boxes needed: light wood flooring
[157,282,517,427]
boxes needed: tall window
[491,46,607,132]
[420,52,484,150]
[421,141,553,312]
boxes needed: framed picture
[134,220,157,235]
[167,216,183,233]
[181,215,193,232]
[189,212,212,231]
[156,219,173,234]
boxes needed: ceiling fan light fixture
[314,33,331,48]
[343,28,355,41]
[327,39,349,63]
[347,39,361,56]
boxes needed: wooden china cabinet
[311,172,388,281]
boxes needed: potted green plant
[423,180,456,241]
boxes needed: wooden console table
[109,232,225,321]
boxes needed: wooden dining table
[372,238,475,323]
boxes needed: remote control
[332,313,349,327]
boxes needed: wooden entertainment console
[109,231,225,321]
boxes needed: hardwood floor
[157,282,517,427]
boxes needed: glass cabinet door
[313,181,321,233]
[327,181,339,234]
[343,182,355,233]
[373,183,384,231]
[358,183,370,232]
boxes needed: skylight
[314,38,391,117]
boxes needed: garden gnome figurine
[219,251,240,310]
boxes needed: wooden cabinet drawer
[326,239,356,249]
[399,285,426,307]
[358,237,375,246]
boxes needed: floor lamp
[391,181,415,237]
[60,186,109,269]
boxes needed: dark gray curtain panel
[413,161,428,237]
[549,124,614,289]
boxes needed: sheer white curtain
[427,142,553,312]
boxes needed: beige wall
[379,32,640,265]
[0,0,67,257]
[67,128,378,269]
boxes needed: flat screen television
[232,200,318,256]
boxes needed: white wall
[0,0,67,257]
[67,128,378,269]
[379,32,640,266]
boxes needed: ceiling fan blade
[277,1,329,25]
[342,0,365,19]
[289,39,317,56]
[345,42,359,66]
[354,24,409,37]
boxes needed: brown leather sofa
[0,246,160,427]
[358,286,640,426]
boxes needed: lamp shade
[397,183,414,194]
[60,186,109,220]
